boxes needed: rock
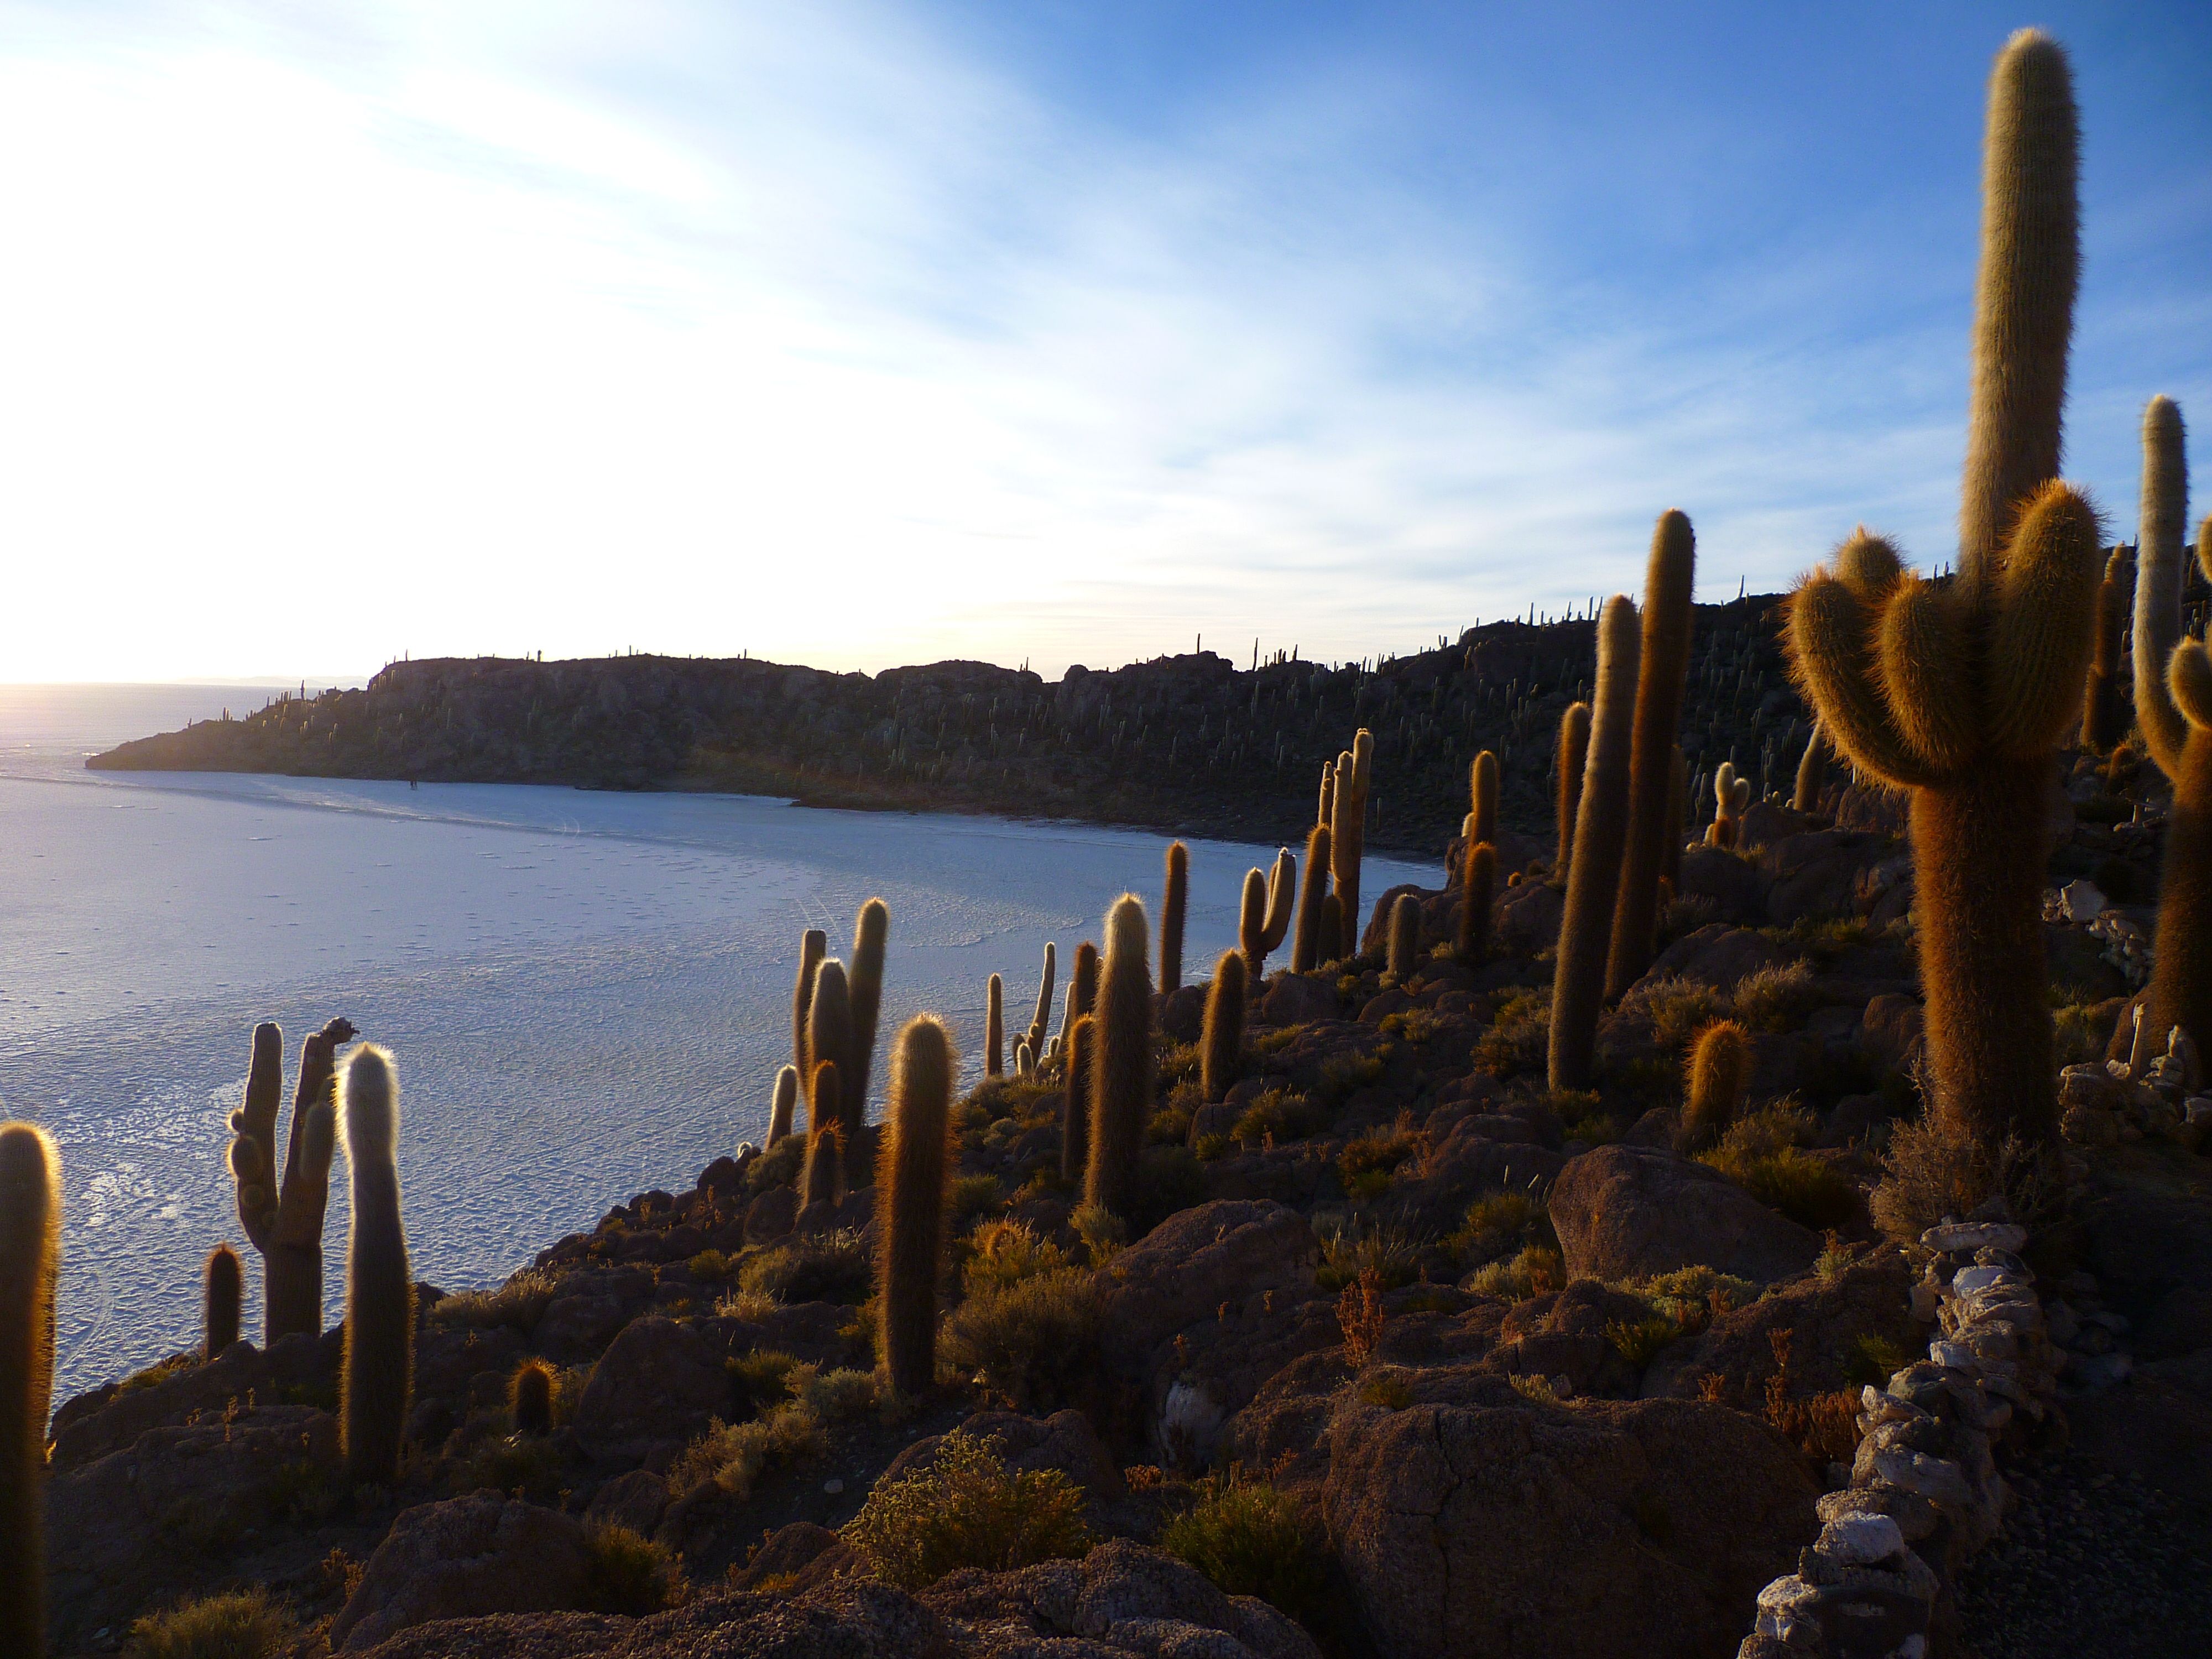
[1324,1390,1815,1659]
[332,1491,588,1651]
[726,1521,855,1592]
[1260,973,1338,1026]
[743,1184,799,1244]
[1736,802,1823,852]
[1674,846,1769,925]
[534,1266,656,1363]
[1549,1145,1822,1285]
[1813,1512,1905,1566]
[1097,1202,1316,1389]
[584,1469,669,1537]
[1921,1223,2028,1256]
[1160,983,1207,1042]
[572,1316,731,1457]
[1760,828,1890,925]
[1644,925,1795,993]
[2060,879,2107,922]
[1494,875,1566,952]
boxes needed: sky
[0,1,2206,685]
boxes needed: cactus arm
[1786,573,1945,787]
[1260,849,1296,953]
[0,1121,61,1659]
[847,900,890,1112]
[1874,577,1983,773]
[1835,531,1907,602]
[2133,399,2193,775]
[2173,643,2212,731]
[228,1022,285,1252]
[1987,481,2103,757]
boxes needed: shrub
[745,1134,806,1192]
[962,1218,1069,1294]
[1158,1041,1204,1083]
[938,1267,1103,1408]
[1133,1146,1209,1232]
[687,1249,734,1282]
[453,1433,561,1502]
[431,1267,557,1334]
[126,1590,296,1659]
[1605,1317,1681,1371]
[726,1348,801,1415]
[580,1523,685,1614]
[738,1230,870,1305]
[843,1431,1089,1590]
[1619,975,1725,1053]
[1338,1129,1415,1186]
[1621,1265,1759,1318]
[668,1402,826,1500]
[1230,1088,1327,1147]
[789,1362,879,1423]
[118,1353,198,1395]
[1509,1373,1563,1405]
[1700,1134,1858,1230]
[1379,1007,1444,1045]
[947,1175,1005,1230]
[716,1286,781,1322]
[1359,1369,1415,1408]
[1316,1224,1421,1292]
[1446,1190,1534,1266]
[1312,1051,1387,1106]
[1731,961,1818,1032]
[1336,1266,1386,1367]
[1070,1203,1126,1265]
[1468,1245,1562,1302]
[1473,989,1551,1077]
[1869,1119,2049,1245]
[1158,1471,1326,1627]
[1848,1332,1916,1389]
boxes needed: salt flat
[0,684,1430,1400]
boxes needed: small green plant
[117,1353,199,1395]
[1468,1245,1562,1302]
[1605,1317,1681,1371]
[1698,1107,1856,1228]
[1158,1469,1326,1627]
[1509,1372,1563,1405]
[668,1402,827,1500]
[937,1269,1102,1409]
[737,1230,871,1305]
[947,1174,1004,1230]
[788,1361,879,1423]
[842,1430,1091,1590]
[745,1133,806,1193]
[687,1249,733,1282]
[1474,989,1552,1078]
[1313,1052,1387,1106]
[1070,1203,1126,1265]
[453,1433,561,1503]
[1730,961,1819,1032]
[1625,976,1728,1053]
[432,1269,557,1334]
[1338,1129,1415,1186]
[1316,1224,1422,1292]
[1847,1332,1917,1389]
[1230,1088,1326,1147]
[726,1348,801,1415]
[125,1589,297,1659]
[1446,1190,1533,1266]
[1378,1007,1444,1045]
[961,1218,1069,1293]
[1359,1370,1415,1409]
[580,1523,686,1614]
[716,1286,781,1322]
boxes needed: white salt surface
[0,684,1431,1401]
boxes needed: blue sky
[0,1,2205,681]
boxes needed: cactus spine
[1291,825,1332,973]
[2081,550,2130,750]
[1457,841,1496,963]
[1470,749,1498,848]
[1681,1020,1752,1152]
[1027,942,1056,1057]
[1,1121,59,1659]
[847,900,890,1112]
[338,1045,411,1487]
[803,1063,843,1206]
[1606,511,1698,1000]
[792,928,827,1079]
[1330,731,1374,953]
[1555,702,1592,878]
[1549,595,1642,1092]
[767,1064,799,1147]
[1161,843,1189,995]
[204,1243,242,1358]
[1785,30,2096,1162]
[228,1017,353,1342]
[878,1014,954,1399]
[2130,398,2212,1060]
[1792,722,1829,813]
[1201,952,1246,1103]
[510,1358,555,1434]
[1061,1015,1094,1185]
[985,973,1004,1076]
[1084,896,1154,1221]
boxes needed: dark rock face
[1548,1145,1822,1285]
[333,1491,590,1651]
[573,1315,732,1459]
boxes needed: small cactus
[985,973,1005,1077]
[1291,825,1333,973]
[1607,510,1698,1000]
[1061,1015,1095,1185]
[1681,1021,1752,1152]
[510,1358,556,1434]
[1084,896,1154,1221]
[1705,762,1751,848]
[204,1243,242,1358]
[1,1121,60,1659]
[767,1065,799,1147]
[1202,952,1247,1103]
[1457,842,1496,964]
[847,900,890,1112]
[792,928,827,1078]
[1161,842,1190,995]
[1555,702,1592,879]
[1792,722,1829,814]
[878,1015,956,1399]
[1015,1040,1034,1076]
[228,1017,356,1342]
[337,1045,411,1487]
[1386,893,1421,979]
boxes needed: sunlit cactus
[1607,510,1698,1000]
[1331,731,1374,957]
[792,927,827,1079]
[1291,825,1333,973]
[1161,842,1190,995]
[1319,893,1345,966]
[1386,893,1421,979]
[1201,952,1246,1103]
[1239,850,1296,979]
[1705,762,1750,848]
[985,973,1004,1077]
[227,1016,355,1342]
[1681,1020,1752,1153]
[1027,942,1057,1058]
[1792,722,1830,813]
[767,1065,799,1147]
[803,1062,843,1207]
[1061,1015,1094,1185]
[1469,749,1498,849]
[1015,1040,1034,1076]
[1084,895,1153,1220]
[878,1015,955,1398]
[1555,702,1592,879]
[847,899,890,1112]
[1,1121,59,1659]
[337,1045,411,1487]
[1457,841,1496,964]
[510,1357,555,1435]
[204,1243,242,1358]
[808,960,863,1159]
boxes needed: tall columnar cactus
[1792,722,1830,813]
[510,1358,555,1435]
[792,928,827,1079]
[1469,749,1498,848]
[229,1016,355,1342]
[1386,894,1421,979]
[1662,745,1687,893]
[2130,398,2212,1059]
[808,961,863,1156]
[768,1065,799,1147]
[1319,894,1345,966]
[804,1063,843,1205]
[1681,1020,1751,1153]
[1,1121,59,1659]
[1786,29,2098,1160]
[1201,952,1246,1103]
[1084,896,1154,1221]
[1072,941,1099,1020]
[1457,841,1496,963]
[878,1014,954,1399]
[1705,763,1751,848]
[1239,851,1296,979]
[1015,1041,1034,1076]
[1061,1015,1094,1184]
[1317,760,1335,828]
[1161,843,1190,995]
[1555,702,1591,879]
[2080,551,2131,750]
[204,1243,243,1358]
[1606,512,1698,1000]
[847,900,890,1112]
[985,973,1005,1077]
[1331,731,1375,950]
[1027,943,1057,1057]
[338,1045,411,1487]
[1291,825,1333,972]
[1549,596,1642,1092]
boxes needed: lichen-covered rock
[333,1491,589,1651]
[1548,1145,1822,1285]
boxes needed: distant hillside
[90,597,1807,855]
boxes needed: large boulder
[333,1491,589,1651]
[1673,847,1768,926]
[1760,828,1895,924]
[1494,877,1565,953]
[1643,924,1794,993]
[1547,1145,1820,1285]
[572,1314,732,1458]
[1323,1387,1816,1659]
[1260,973,1339,1026]
[1098,1201,1316,1381]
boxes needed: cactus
[1457,841,1496,963]
[1318,760,1335,828]
[1239,851,1296,979]
[228,1016,355,1342]
[1084,895,1154,1220]
[337,1045,411,1487]
[1785,29,2096,1160]
[1320,894,1345,966]
[1161,843,1190,995]
[1705,763,1751,848]
[1015,1040,1034,1076]
[1606,511,1698,1000]
[204,1243,242,1358]
[1331,731,1374,950]
[1792,722,1830,813]
[1385,894,1420,978]
[1071,941,1099,1020]
[1027,942,1056,1057]
[808,960,864,1164]
[1550,595,1642,1092]
[803,1063,843,1206]
[792,928,827,1079]
[1201,952,1246,1103]
[2130,399,2212,1059]
[2080,550,2131,750]
[878,1015,955,1398]
[510,1357,555,1434]
[847,900,890,1112]
[1662,745,1687,893]
[1555,702,1592,878]
[1470,749,1498,848]
[986,973,1004,1077]
[1061,1015,1095,1184]
[1,1121,59,1659]
[1681,1020,1751,1152]
[768,1065,799,1147]
[1291,825,1333,973]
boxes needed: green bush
[126,1590,296,1659]
[726,1348,802,1415]
[737,1230,871,1305]
[1847,1332,1917,1388]
[1467,1245,1562,1302]
[1730,962,1818,1032]
[1447,1190,1534,1266]
[1337,1129,1415,1186]
[580,1524,686,1614]
[841,1430,1092,1590]
[1698,1113,1858,1229]
[429,1267,557,1334]
[667,1402,826,1500]
[1316,1225,1421,1292]
[948,1173,1005,1229]
[1158,1472,1326,1627]
[1230,1087,1328,1147]
[1473,989,1551,1077]
[745,1134,806,1193]
[452,1433,562,1503]
[1313,1052,1387,1106]
[1605,1317,1681,1371]
[938,1267,1102,1409]
[687,1249,734,1282]
[962,1218,1070,1294]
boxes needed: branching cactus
[1085,895,1153,1221]
[204,1244,243,1358]
[768,1065,799,1147]
[1161,843,1190,995]
[792,928,827,1079]
[1608,511,1698,1000]
[2130,397,2212,1057]
[2080,549,2132,751]
[1239,851,1296,979]
[1331,731,1375,950]
[1291,825,1333,973]
[847,900,890,1112]
[1549,595,1641,1092]
[878,1014,954,1399]
[1457,841,1496,964]
[1386,893,1421,979]
[1681,1020,1751,1153]
[1792,722,1830,813]
[338,1045,411,1488]
[1201,952,1246,1103]
[1,1121,59,1659]
[1786,30,2099,1160]
[1705,763,1751,848]
[228,1016,356,1342]
[986,973,1004,1077]
[1555,703,1592,879]
[1061,1015,1094,1185]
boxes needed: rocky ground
[39,733,2212,1659]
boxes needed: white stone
[1920,1222,2028,1254]
[1948,1264,2025,1297]
[1814,1513,1905,1566]
[1755,1575,1823,1616]
[1928,1340,1979,1371]
[2060,879,2106,922]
